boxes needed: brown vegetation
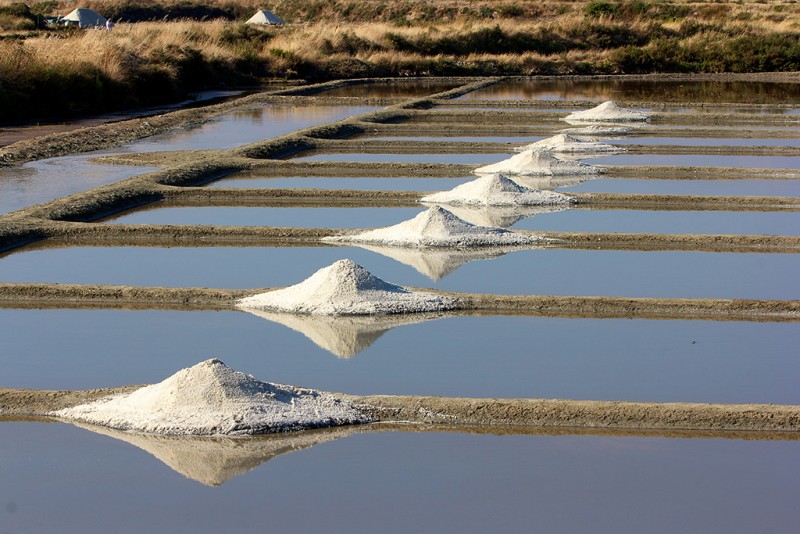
[1,1,800,121]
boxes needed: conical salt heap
[513,134,622,154]
[54,359,370,435]
[564,100,650,122]
[237,259,459,315]
[323,206,541,247]
[474,149,600,176]
[421,173,575,207]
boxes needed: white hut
[245,9,284,25]
[62,8,107,28]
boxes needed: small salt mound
[513,134,621,154]
[237,259,458,315]
[564,100,650,122]
[474,149,600,176]
[421,173,575,207]
[323,206,540,247]
[54,359,369,436]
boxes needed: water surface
[0,422,797,533]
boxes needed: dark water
[458,79,800,106]
[316,81,463,98]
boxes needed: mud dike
[0,75,799,437]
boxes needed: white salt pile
[420,173,575,207]
[474,149,601,176]
[513,134,621,154]
[54,359,369,436]
[237,259,459,315]
[323,206,541,247]
[563,100,650,122]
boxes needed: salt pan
[237,259,459,315]
[421,173,575,206]
[474,149,601,176]
[563,100,650,122]
[323,206,542,247]
[54,359,369,435]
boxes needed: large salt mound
[323,206,541,247]
[237,259,459,315]
[421,173,575,206]
[513,134,621,154]
[473,149,600,176]
[564,100,650,122]
[54,359,369,436]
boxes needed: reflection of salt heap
[237,259,458,315]
[55,359,369,435]
[513,134,622,154]
[421,173,575,206]
[560,124,633,137]
[73,423,357,486]
[564,100,650,122]
[323,206,541,247]
[244,309,444,358]
[443,204,568,228]
[474,149,600,176]
[355,244,512,281]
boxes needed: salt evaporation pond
[205,175,474,191]
[559,178,800,197]
[511,209,800,236]
[612,137,800,147]
[588,154,800,169]
[0,105,379,216]
[1,245,798,300]
[122,105,381,153]
[2,308,799,404]
[294,152,508,164]
[1,422,797,533]
[457,79,800,105]
[103,206,424,227]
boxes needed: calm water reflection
[1,422,797,533]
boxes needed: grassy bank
[1,1,800,122]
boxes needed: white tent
[62,8,107,28]
[245,10,284,25]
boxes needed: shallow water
[560,177,800,196]
[0,155,157,216]
[0,105,380,216]
[614,137,800,147]
[122,105,380,153]
[1,422,798,534]
[588,154,800,169]
[103,206,423,227]
[459,79,800,106]
[206,175,475,191]
[294,152,507,164]
[1,309,798,403]
[1,245,797,300]
[512,208,800,236]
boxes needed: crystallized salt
[236,259,459,315]
[513,134,622,154]
[474,149,601,176]
[323,206,541,247]
[563,100,650,122]
[421,173,575,206]
[54,359,369,436]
